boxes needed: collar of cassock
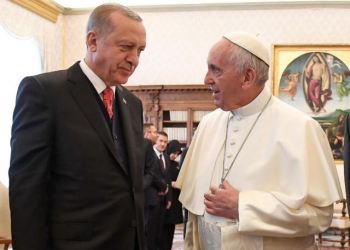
[231,86,271,117]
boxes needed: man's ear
[242,68,257,90]
[86,31,98,52]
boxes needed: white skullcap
[223,31,270,66]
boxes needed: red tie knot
[103,87,114,119]
[103,87,114,101]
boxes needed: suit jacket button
[131,220,137,227]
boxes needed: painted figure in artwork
[303,53,332,114]
[333,71,350,101]
[280,72,300,100]
[329,113,346,159]
[305,55,325,112]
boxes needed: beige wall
[63,7,350,87]
[4,0,349,88]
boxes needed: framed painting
[272,44,350,163]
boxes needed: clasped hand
[204,180,239,219]
[158,186,168,196]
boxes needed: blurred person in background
[162,140,183,250]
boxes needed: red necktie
[159,154,165,173]
[103,87,113,119]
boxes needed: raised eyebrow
[209,64,219,70]
[208,63,215,68]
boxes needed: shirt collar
[79,59,116,97]
[153,147,162,156]
[232,85,271,117]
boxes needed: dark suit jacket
[164,160,183,225]
[162,153,172,206]
[9,62,146,250]
[145,152,172,206]
[179,147,189,167]
[143,138,167,192]
[344,113,350,210]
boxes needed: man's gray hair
[226,45,269,85]
[86,3,142,38]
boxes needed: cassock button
[230,141,235,145]
[131,220,137,227]
[233,128,239,132]
[227,154,232,158]
[237,117,242,121]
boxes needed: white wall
[63,6,350,87]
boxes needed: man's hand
[203,180,239,219]
[166,201,171,209]
[158,186,169,196]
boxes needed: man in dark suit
[143,123,158,145]
[9,4,147,250]
[143,123,168,194]
[144,131,172,250]
[162,140,183,250]
[143,138,168,193]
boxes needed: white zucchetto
[223,31,270,66]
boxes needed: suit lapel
[164,154,171,174]
[67,63,125,170]
[115,86,138,180]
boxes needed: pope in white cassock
[176,31,343,250]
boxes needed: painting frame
[271,44,350,164]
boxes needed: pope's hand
[204,180,239,219]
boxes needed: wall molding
[58,1,350,15]
[10,0,62,23]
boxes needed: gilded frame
[272,44,350,163]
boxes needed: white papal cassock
[177,86,343,250]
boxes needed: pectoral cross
[219,178,224,189]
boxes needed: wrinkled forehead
[207,39,232,62]
[211,39,232,53]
